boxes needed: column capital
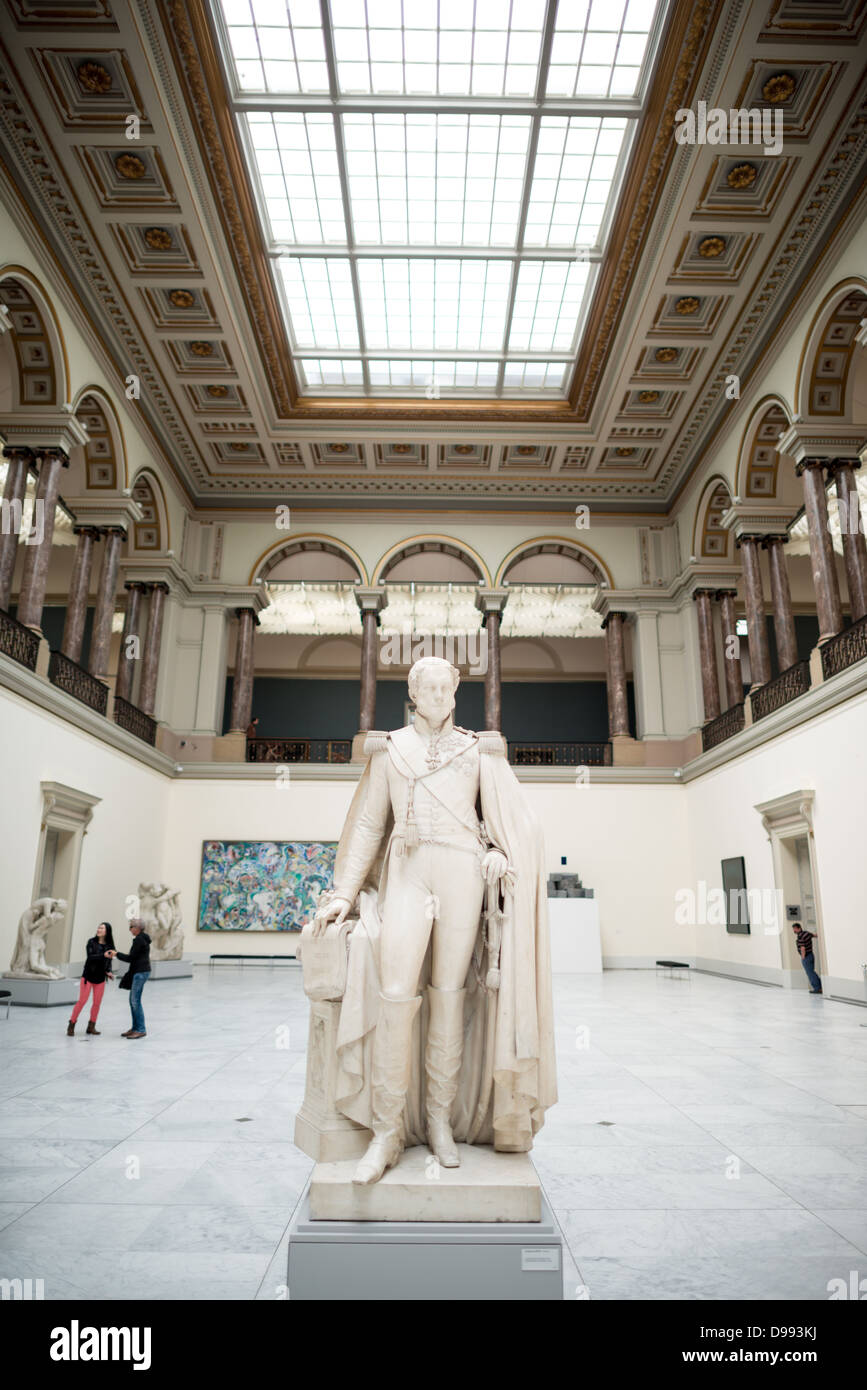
[0,409,87,457]
[779,422,867,467]
[691,587,717,601]
[123,579,148,593]
[1,444,34,464]
[354,584,388,617]
[601,609,628,629]
[826,457,861,475]
[234,604,260,627]
[715,587,738,600]
[474,586,509,620]
[760,533,789,548]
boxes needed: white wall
[0,686,171,970]
[685,690,867,998]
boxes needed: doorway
[755,791,825,991]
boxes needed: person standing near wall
[66,922,115,1036]
[107,918,151,1038]
[792,921,823,994]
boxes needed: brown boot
[86,1021,100,1035]
[67,1020,75,1036]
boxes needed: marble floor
[1,966,866,1300]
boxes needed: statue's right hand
[311,896,351,936]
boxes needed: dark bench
[208,953,299,970]
[655,960,690,978]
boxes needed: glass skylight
[217,0,668,396]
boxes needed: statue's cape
[331,733,557,1151]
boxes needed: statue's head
[408,656,460,723]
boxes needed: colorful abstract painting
[198,840,337,932]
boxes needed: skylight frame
[215,0,669,399]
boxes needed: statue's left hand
[481,849,508,885]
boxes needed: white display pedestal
[2,975,79,1007]
[147,959,194,980]
[547,898,602,973]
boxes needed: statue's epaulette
[363,730,389,756]
[477,730,507,756]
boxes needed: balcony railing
[0,608,39,671]
[47,649,108,715]
[247,737,352,764]
[114,696,157,746]
[701,702,745,752]
[820,614,867,680]
[750,659,811,723]
[508,741,612,767]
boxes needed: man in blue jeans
[792,921,822,994]
[108,918,151,1038]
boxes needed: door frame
[31,781,101,967]
[754,789,823,990]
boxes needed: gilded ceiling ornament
[675,296,700,315]
[763,72,795,104]
[616,447,635,456]
[77,61,112,93]
[206,384,228,397]
[654,347,678,362]
[698,236,726,258]
[144,227,173,250]
[516,445,536,455]
[329,443,349,452]
[727,163,758,189]
[115,153,146,180]
[190,340,214,356]
[638,390,660,403]
[169,289,195,308]
[230,441,248,451]
[392,443,413,453]
[453,445,474,455]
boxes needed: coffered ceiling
[0,0,865,512]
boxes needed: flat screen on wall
[721,856,751,935]
[198,840,337,932]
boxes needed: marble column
[737,535,771,689]
[87,526,124,677]
[603,612,630,737]
[115,581,144,704]
[0,447,31,612]
[829,460,867,622]
[693,589,721,722]
[763,534,798,672]
[797,459,843,642]
[138,582,168,718]
[355,587,387,732]
[229,606,258,732]
[717,589,744,710]
[474,588,509,733]
[61,526,99,664]
[16,449,68,631]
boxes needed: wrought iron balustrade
[701,702,745,752]
[0,608,39,671]
[820,614,867,680]
[247,737,352,764]
[47,649,108,715]
[750,660,810,722]
[114,696,157,746]
[508,741,612,767]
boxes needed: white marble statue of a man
[313,656,557,1185]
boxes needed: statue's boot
[425,985,465,1168]
[353,993,421,1185]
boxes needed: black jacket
[115,931,151,975]
[82,937,114,985]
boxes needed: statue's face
[413,668,456,723]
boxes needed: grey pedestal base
[147,959,194,980]
[287,1189,563,1300]
[1,976,78,1007]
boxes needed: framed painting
[721,855,750,935]
[198,840,337,932]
